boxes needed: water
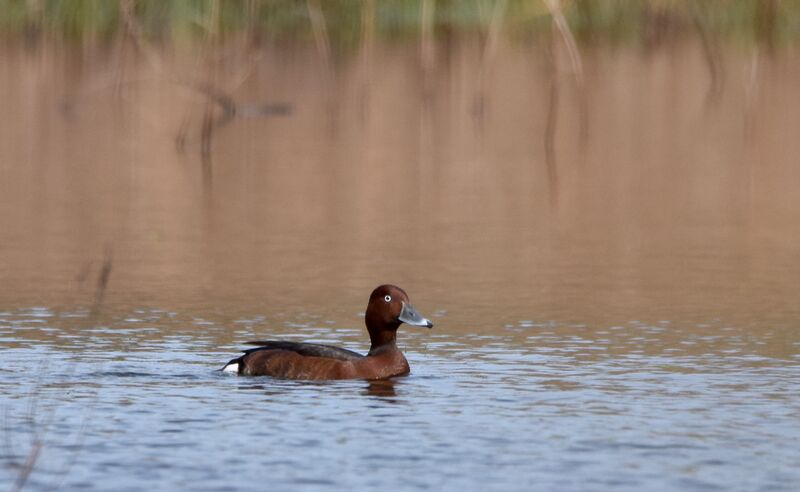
[2,30,800,491]
[2,308,799,491]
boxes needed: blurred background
[0,0,798,324]
[2,2,800,491]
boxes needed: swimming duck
[222,284,433,380]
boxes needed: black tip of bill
[399,302,434,329]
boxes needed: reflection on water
[1,26,800,492]
[363,379,398,399]
[1,35,799,324]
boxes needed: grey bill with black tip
[398,302,433,328]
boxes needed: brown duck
[222,285,433,380]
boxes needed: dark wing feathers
[243,341,364,361]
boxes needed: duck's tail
[221,357,241,374]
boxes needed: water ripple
[1,308,798,491]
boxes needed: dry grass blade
[11,439,42,492]
[307,0,336,127]
[4,358,100,492]
[358,0,376,122]
[483,0,507,69]
[543,0,583,88]
[543,0,588,148]
[692,9,724,107]
[420,0,436,101]
[202,0,221,41]
[6,360,50,492]
[744,48,761,141]
[118,0,162,71]
[473,0,507,124]
[544,40,560,209]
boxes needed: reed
[0,0,797,50]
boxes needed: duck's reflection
[231,377,402,401]
[363,379,399,399]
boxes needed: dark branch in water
[118,0,292,182]
[201,104,215,194]
[180,84,291,195]
[184,81,292,123]
[93,246,113,310]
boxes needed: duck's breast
[352,350,410,380]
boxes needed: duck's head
[365,284,432,350]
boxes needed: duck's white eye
[384,295,392,302]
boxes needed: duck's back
[223,341,363,379]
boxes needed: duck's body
[225,342,410,380]
[222,285,432,380]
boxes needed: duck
[222,284,433,380]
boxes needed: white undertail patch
[222,362,239,373]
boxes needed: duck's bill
[398,302,433,328]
